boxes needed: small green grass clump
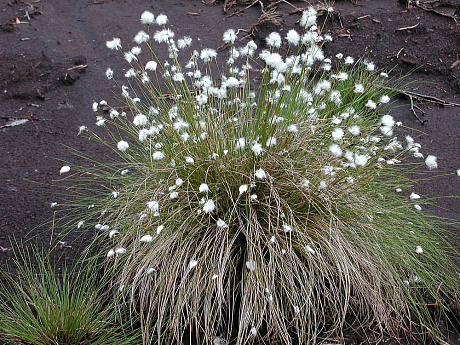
[0,246,140,345]
[57,6,459,345]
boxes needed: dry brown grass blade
[256,7,284,26]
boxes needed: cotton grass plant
[58,6,460,344]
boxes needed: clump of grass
[58,6,460,345]
[0,245,140,345]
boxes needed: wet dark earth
[0,0,459,343]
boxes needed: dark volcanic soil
[0,0,459,343]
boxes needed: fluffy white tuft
[246,260,256,271]
[140,235,153,243]
[216,218,228,228]
[348,125,360,136]
[140,11,154,25]
[145,61,158,71]
[354,84,364,94]
[286,30,300,45]
[115,247,126,255]
[365,99,377,109]
[152,151,165,160]
[410,192,420,200]
[266,32,282,48]
[266,137,277,147]
[199,183,210,193]
[251,142,263,155]
[200,48,217,62]
[156,14,168,26]
[203,199,216,213]
[117,141,129,152]
[106,37,121,50]
[255,168,267,179]
[60,165,71,174]
[331,128,344,141]
[133,114,148,127]
[147,200,159,212]
[223,29,237,44]
[379,95,391,104]
[425,155,437,170]
[329,143,342,157]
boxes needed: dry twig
[225,0,259,18]
[450,55,460,69]
[67,64,87,71]
[407,93,427,125]
[395,23,420,31]
[384,86,460,124]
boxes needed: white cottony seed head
[365,99,377,109]
[145,60,158,71]
[282,224,292,232]
[60,165,70,174]
[246,260,256,271]
[115,247,126,255]
[266,137,277,147]
[251,142,263,155]
[354,84,364,93]
[140,11,154,25]
[286,30,300,45]
[331,128,344,141]
[117,141,129,152]
[216,218,228,228]
[410,192,420,200]
[266,32,282,48]
[255,168,266,179]
[305,245,315,254]
[152,151,165,160]
[106,37,121,50]
[133,114,148,127]
[140,235,153,243]
[345,56,354,64]
[425,155,437,170]
[156,14,168,26]
[199,183,210,193]
[239,184,248,195]
[223,28,237,44]
[147,200,159,212]
[203,199,216,213]
[329,143,342,157]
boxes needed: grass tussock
[52,6,460,345]
[0,246,140,345]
